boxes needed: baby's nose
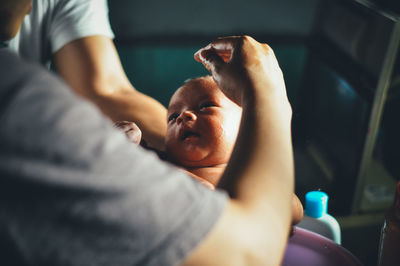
[177,110,197,123]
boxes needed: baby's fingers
[114,121,142,145]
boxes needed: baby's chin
[166,145,230,168]
[174,158,210,169]
[167,149,207,166]
[175,155,228,169]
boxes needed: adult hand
[114,121,142,145]
[194,35,288,107]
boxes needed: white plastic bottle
[297,191,341,244]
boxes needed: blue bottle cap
[305,191,329,218]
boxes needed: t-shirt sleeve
[0,51,227,266]
[49,0,115,53]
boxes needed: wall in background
[108,0,318,107]
[108,0,320,39]
[117,45,307,107]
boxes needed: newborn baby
[116,76,303,224]
[165,76,242,188]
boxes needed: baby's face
[166,77,242,168]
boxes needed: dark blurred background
[108,0,400,265]
[108,0,319,106]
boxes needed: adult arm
[53,36,167,150]
[183,36,294,266]
[0,49,227,266]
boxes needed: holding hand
[194,35,289,110]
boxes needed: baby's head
[166,76,242,169]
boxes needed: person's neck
[185,163,227,187]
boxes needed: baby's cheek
[165,129,176,148]
[165,135,177,157]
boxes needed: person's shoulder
[0,49,45,81]
[0,49,68,104]
[0,49,21,62]
[0,49,17,61]
[0,50,33,83]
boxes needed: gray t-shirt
[0,49,227,266]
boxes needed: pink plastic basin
[282,227,363,266]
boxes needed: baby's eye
[199,101,217,110]
[168,113,179,122]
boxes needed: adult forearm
[184,36,295,266]
[195,36,294,263]
[221,86,293,223]
[195,36,294,225]
[220,86,294,265]
[90,89,167,150]
[53,36,168,151]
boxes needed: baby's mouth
[180,131,200,141]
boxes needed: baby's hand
[289,194,304,237]
[114,121,142,145]
[292,194,304,225]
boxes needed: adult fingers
[194,47,225,75]
[195,36,241,63]
[209,36,242,61]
